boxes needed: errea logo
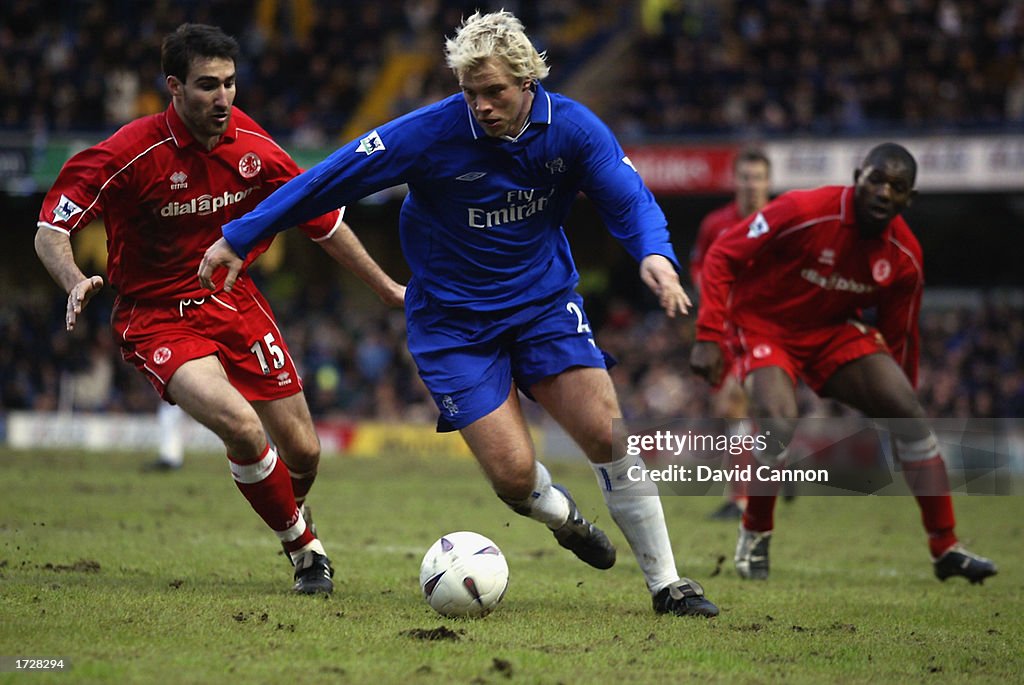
[746,212,769,239]
[170,171,188,190]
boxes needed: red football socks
[229,445,315,554]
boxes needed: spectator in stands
[611,1,1023,138]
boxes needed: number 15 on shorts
[250,332,285,374]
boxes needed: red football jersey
[696,185,923,385]
[38,103,341,300]
[689,201,743,293]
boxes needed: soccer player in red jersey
[690,148,772,520]
[690,142,997,584]
[690,149,772,295]
[34,24,405,595]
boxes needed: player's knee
[573,399,617,461]
[490,460,535,502]
[215,410,267,458]
[884,394,927,421]
[749,396,795,421]
[279,432,321,472]
[577,425,613,463]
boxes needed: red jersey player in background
[34,24,405,595]
[690,148,772,520]
[690,142,996,584]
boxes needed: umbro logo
[456,171,487,181]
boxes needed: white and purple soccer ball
[419,531,509,618]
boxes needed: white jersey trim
[887,235,925,369]
[36,221,71,236]
[210,294,239,312]
[464,102,479,140]
[237,126,288,154]
[66,137,175,232]
[246,290,301,385]
[238,124,343,241]
[310,207,345,242]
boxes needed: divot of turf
[42,559,100,572]
[401,626,461,641]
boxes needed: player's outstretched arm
[689,340,724,386]
[317,221,405,307]
[198,237,244,292]
[34,227,104,331]
[640,254,691,318]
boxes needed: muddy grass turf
[1,448,1021,684]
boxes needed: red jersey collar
[164,102,238,149]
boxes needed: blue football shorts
[405,282,612,432]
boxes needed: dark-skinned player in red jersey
[35,24,405,595]
[690,142,996,585]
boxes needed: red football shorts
[111,277,303,402]
[728,319,889,392]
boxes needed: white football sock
[289,538,326,565]
[157,403,185,467]
[592,455,680,593]
[502,461,571,529]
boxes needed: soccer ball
[419,531,509,618]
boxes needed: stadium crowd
[0,0,625,143]
[3,1,1021,421]
[610,0,1024,138]
[1,0,434,138]
[3,1,1022,141]
[2,283,1021,422]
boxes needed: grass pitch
[1,447,1021,684]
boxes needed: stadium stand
[606,0,1024,139]
[2,281,1021,422]
[2,1,1021,426]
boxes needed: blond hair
[444,10,550,82]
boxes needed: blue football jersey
[223,83,678,310]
